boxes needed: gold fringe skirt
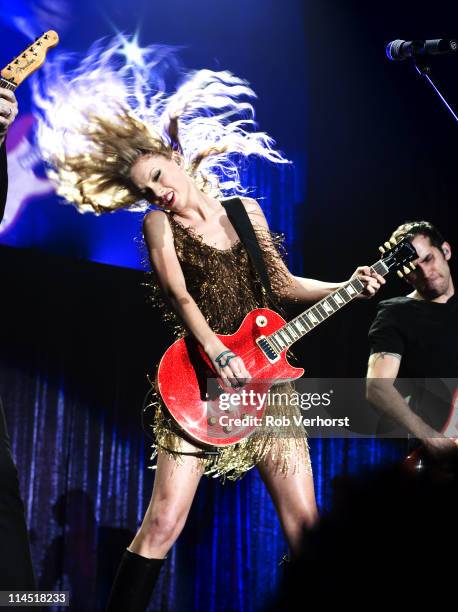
[145,381,312,482]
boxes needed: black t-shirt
[368,295,458,431]
[369,295,458,377]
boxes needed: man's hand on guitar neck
[0,88,18,146]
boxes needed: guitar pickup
[255,335,280,363]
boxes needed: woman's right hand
[205,340,251,390]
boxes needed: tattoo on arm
[372,351,402,364]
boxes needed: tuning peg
[390,237,397,246]
[409,262,416,270]
[384,241,391,250]
[403,265,411,275]
[397,270,404,278]
[379,246,385,254]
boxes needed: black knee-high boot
[105,549,165,612]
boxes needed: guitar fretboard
[267,259,389,352]
[0,77,16,91]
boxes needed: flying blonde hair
[33,37,290,214]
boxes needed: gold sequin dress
[144,211,311,481]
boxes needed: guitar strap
[221,197,275,302]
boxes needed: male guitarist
[366,221,458,464]
[0,86,37,591]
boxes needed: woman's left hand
[349,266,386,298]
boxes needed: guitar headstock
[1,31,59,88]
[379,237,418,278]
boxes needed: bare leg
[129,438,205,559]
[257,441,318,558]
[106,439,205,611]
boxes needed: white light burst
[115,31,149,69]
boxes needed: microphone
[386,38,457,61]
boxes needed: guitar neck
[266,258,389,352]
[1,31,59,91]
[0,77,17,92]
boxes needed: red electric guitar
[155,238,418,447]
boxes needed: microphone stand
[412,58,458,123]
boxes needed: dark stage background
[1,1,457,611]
